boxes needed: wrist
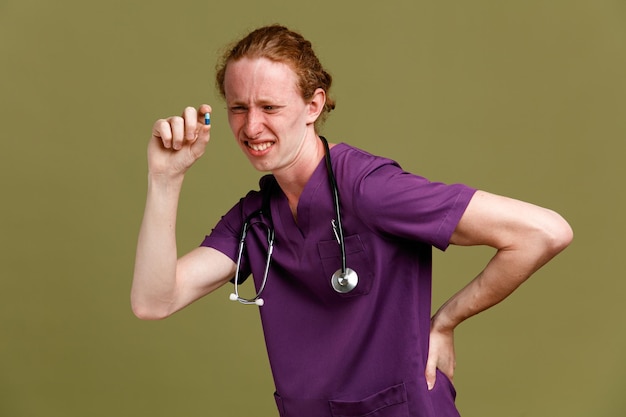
[146,172,185,202]
[431,309,457,334]
[148,171,185,188]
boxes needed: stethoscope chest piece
[331,268,359,293]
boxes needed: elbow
[542,210,574,256]
[131,306,165,321]
[130,296,172,321]
[130,277,178,320]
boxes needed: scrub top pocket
[329,383,409,417]
[317,234,374,297]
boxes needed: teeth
[248,142,274,151]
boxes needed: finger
[152,119,173,148]
[183,106,198,141]
[167,116,185,150]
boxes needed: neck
[273,134,327,218]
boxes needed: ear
[306,88,326,124]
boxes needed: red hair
[216,25,335,126]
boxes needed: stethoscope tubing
[230,136,356,305]
[321,136,348,276]
[231,215,274,306]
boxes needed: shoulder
[331,143,435,194]
[330,143,476,246]
[240,174,277,211]
[214,175,275,229]
[331,143,398,166]
[330,143,402,182]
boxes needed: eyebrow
[228,97,288,107]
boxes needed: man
[132,25,573,416]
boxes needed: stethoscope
[229,136,359,306]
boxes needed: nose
[243,108,263,139]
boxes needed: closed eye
[229,106,247,114]
[263,105,284,113]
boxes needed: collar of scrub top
[229,136,358,307]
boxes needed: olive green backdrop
[1,0,624,416]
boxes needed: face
[223,57,323,173]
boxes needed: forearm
[432,249,531,331]
[426,191,572,387]
[131,174,185,319]
[434,192,573,331]
[433,224,571,332]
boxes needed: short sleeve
[200,175,275,277]
[200,201,244,264]
[354,163,476,250]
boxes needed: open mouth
[246,141,275,152]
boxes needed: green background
[1,0,624,416]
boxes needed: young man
[132,25,573,417]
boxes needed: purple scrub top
[202,143,476,417]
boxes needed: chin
[246,157,273,173]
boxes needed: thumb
[189,106,212,158]
[425,356,437,391]
[190,122,211,158]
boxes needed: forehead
[223,57,301,102]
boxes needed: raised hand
[148,104,212,178]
